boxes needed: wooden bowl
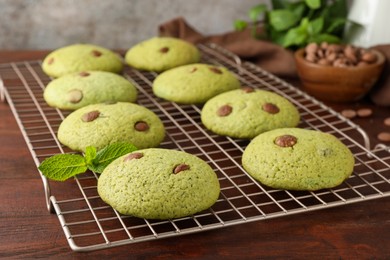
[294,48,385,103]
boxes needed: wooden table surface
[0,51,389,259]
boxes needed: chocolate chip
[357,108,373,118]
[384,117,390,126]
[91,50,102,57]
[242,87,255,93]
[67,89,83,103]
[81,110,100,122]
[123,152,143,162]
[377,132,390,142]
[217,105,232,117]
[134,121,149,131]
[47,57,54,65]
[79,71,90,77]
[209,67,223,74]
[159,47,169,53]
[173,164,190,174]
[189,67,197,73]
[341,109,357,119]
[275,135,297,147]
[262,103,280,114]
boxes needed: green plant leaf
[309,33,340,44]
[38,154,87,182]
[282,18,309,48]
[327,0,347,19]
[248,4,267,22]
[288,2,307,20]
[269,9,299,31]
[308,16,324,35]
[233,19,248,31]
[271,0,290,9]
[235,0,347,49]
[305,0,321,9]
[89,142,138,173]
[325,17,346,34]
[84,145,97,165]
[268,27,286,46]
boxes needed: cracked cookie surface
[242,128,355,191]
[98,148,220,219]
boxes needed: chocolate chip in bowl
[294,42,385,103]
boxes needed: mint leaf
[282,18,309,48]
[271,0,290,9]
[233,20,248,31]
[248,4,267,22]
[38,154,87,181]
[327,0,347,19]
[308,17,324,35]
[288,2,307,21]
[309,33,340,44]
[269,9,299,31]
[305,0,321,9]
[325,17,346,34]
[38,142,138,181]
[84,146,97,165]
[89,142,138,173]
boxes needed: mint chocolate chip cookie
[242,128,355,191]
[125,37,200,72]
[201,88,300,139]
[153,63,241,104]
[42,44,123,78]
[44,71,137,110]
[57,102,165,152]
[97,148,220,219]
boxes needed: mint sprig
[233,0,348,49]
[38,142,138,181]
[89,142,138,173]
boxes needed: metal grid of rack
[1,44,389,252]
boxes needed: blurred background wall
[0,0,267,50]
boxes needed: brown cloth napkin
[158,17,390,106]
[158,17,297,79]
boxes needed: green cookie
[57,102,165,152]
[44,71,137,110]
[42,44,123,78]
[98,148,220,219]
[153,63,241,104]
[201,88,300,139]
[242,128,355,191]
[125,37,200,72]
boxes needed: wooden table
[0,51,389,259]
